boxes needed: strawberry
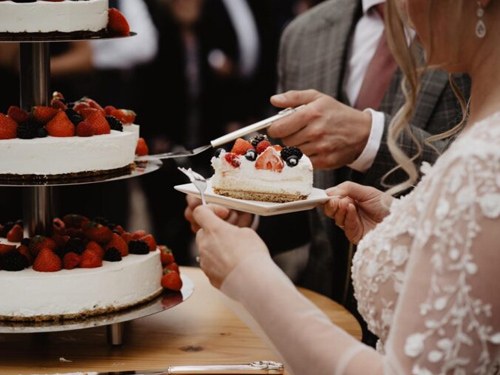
[255,147,284,172]
[108,7,130,36]
[135,137,149,156]
[80,249,103,268]
[164,262,179,274]
[112,224,125,235]
[51,98,67,110]
[104,233,128,257]
[85,240,105,258]
[0,113,18,139]
[45,111,75,137]
[7,106,29,123]
[33,248,62,272]
[63,252,81,270]
[161,269,183,291]
[84,97,105,113]
[86,110,110,135]
[76,120,94,137]
[72,101,90,115]
[6,223,23,242]
[29,235,57,258]
[109,108,136,124]
[104,105,117,116]
[159,245,175,266]
[83,221,113,244]
[224,152,241,168]
[231,138,254,155]
[52,217,66,235]
[32,106,59,124]
[121,231,133,244]
[255,140,271,154]
[62,214,90,229]
[139,234,157,252]
[131,229,147,240]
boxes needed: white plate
[174,181,329,216]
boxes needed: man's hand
[268,89,372,169]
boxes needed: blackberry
[2,251,28,271]
[20,238,31,247]
[65,108,83,126]
[17,119,40,139]
[244,149,257,161]
[63,237,86,255]
[128,240,149,255]
[250,134,268,147]
[104,248,122,262]
[37,127,48,138]
[280,146,303,167]
[106,115,123,131]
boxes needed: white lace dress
[220,113,500,375]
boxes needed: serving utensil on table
[178,167,208,205]
[135,106,305,162]
[47,360,284,374]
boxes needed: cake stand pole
[107,323,124,346]
[19,42,55,236]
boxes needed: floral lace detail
[353,114,500,374]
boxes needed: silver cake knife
[135,106,305,162]
[48,360,284,374]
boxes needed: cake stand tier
[0,31,137,43]
[0,159,162,187]
[0,273,194,335]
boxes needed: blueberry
[285,155,299,167]
[244,149,257,161]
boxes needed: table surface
[0,266,361,374]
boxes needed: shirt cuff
[348,109,385,172]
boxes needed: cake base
[213,188,308,203]
[0,164,134,185]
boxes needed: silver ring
[195,256,200,263]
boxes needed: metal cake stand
[0,33,186,345]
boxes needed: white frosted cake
[0,215,181,322]
[211,135,313,203]
[0,0,109,34]
[0,93,143,182]
[0,130,137,179]
[0,252,162,321]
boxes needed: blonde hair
[383,0,468,196]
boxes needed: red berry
[139,234,157,252]
[224,152,241,168]
[33,248,62,272]
[108,8,130,36]
[6,223,23,242]
[255,147,284,172]
[80,249,103,269]
[161,269,183,291]
[86,111,110,135]
[231,138,254,155]
[0,113,18,139]
[7,106,29,123]
[63,252,81,270]
[45,111,75,137]
[76,120,94,137]
[159,245,175,266]
[104,233,128,257]
[135,137,149,156]
[255,140,271,154]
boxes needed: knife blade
[43,361,284,375]
[135,105,305,162]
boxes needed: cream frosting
[211,148,313,197]
[0,251,162,320]
[0,129,137,176]
[0,0,108,34]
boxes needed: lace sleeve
[384,151,500,374]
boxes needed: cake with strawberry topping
[0,1,130,37]
[210,134,313,203]
[0,92,148,182]
[0,215,182,322]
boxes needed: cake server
[48,360,284,374]
[135,105,305,162]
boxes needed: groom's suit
[260,0,471,343]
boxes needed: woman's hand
[184,194,254,232]
[193,205,269,289]
[323,182,392,244]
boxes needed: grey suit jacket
[275,0,471,302]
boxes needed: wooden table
[0,266,361,374]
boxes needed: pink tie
[354,4,398,110]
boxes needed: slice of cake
[0,216,182,322]
[0,0,130,37]
[210,134,313,203]
[0,92,148,182]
